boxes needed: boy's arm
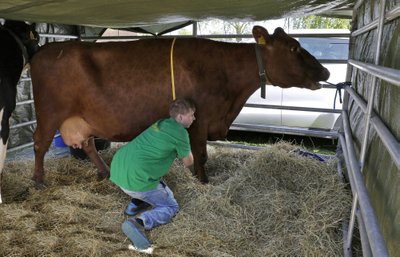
[182,152,194,167]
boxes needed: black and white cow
[0,20,39,203]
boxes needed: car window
[298,37,349,60]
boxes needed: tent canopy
[0,0,353,29]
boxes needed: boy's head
[169,98,196,117]
[169,98,196,128]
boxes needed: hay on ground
[0,142,351,257]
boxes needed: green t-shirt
[110,117,191,192]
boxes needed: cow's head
[253,26,330,90]
[4,20,40,60]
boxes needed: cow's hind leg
[0,138,8,203]
[82,137,110,180]
[0,108,9,203]
[33,128,55,187]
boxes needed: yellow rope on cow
[170,37,177,101]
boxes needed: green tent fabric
[0,0,353,28]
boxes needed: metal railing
[230,102,342,138]
[340,1,400,256]
[230,123,339,138]
[8,75,36,152]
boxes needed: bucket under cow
[54,131,67,148]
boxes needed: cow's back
[30,38,257,142]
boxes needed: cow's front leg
[189,129,209,183]
[82,137,110,180]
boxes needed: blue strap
[334,81,351,109]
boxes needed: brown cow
[30,26,329,185]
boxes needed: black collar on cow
[0,26,30,68]
[255,44,268,99]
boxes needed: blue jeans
[121,181,179,230]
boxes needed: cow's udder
[59,116,93,149]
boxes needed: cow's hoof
[97,171,110,181]
[200,178,209,184]
[34,181,47,190]
[199,176,209,184]
[32,175,46,189]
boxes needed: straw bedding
[0,142,351,257]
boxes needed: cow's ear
[252,26,272,45]
[273,27,287,36]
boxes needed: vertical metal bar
[29,71,34,101]
[342,110,389,257]
[342,220,352,257]
[192,21,197,37]
[337,134,354,257]
[338,134,356,257]
[340,39,356,251]
[341,111,359,251]
[347,192,359,249]
[341,59,356,253]
[357,210,373,257]
[359,0,387,167]
[338,133,355,196]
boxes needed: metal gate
[339,0,400,256]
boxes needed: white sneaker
[128,243,154,254]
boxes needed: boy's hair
[169,98,196,118]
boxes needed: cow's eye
[291,46,300,52]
